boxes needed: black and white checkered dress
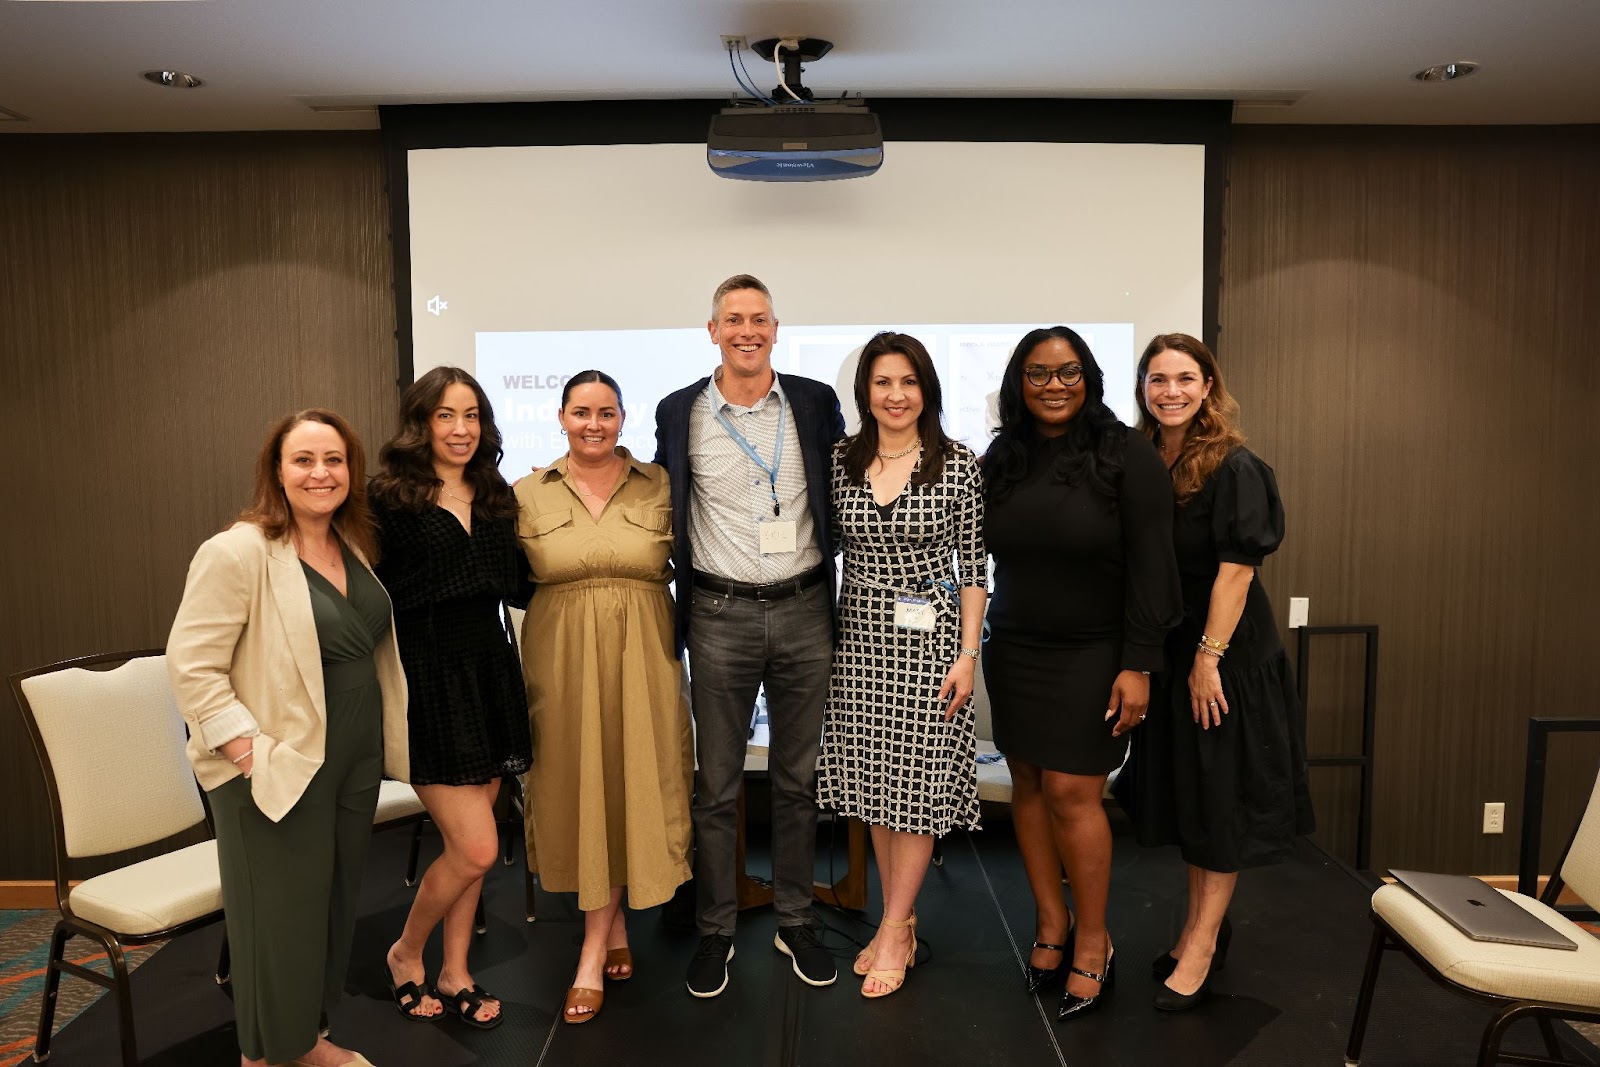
[816,441,987,835]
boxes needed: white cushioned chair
[10,649,226,1066]
[1345,767,1600,1066]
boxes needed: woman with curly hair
[1131,333,1314,1011]
[982,327,1181,1021]
[370,367,532,1030]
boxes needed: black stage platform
[47,812,1600,1066]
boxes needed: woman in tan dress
[515,369,693,1025]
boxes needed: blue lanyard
[711,390,785,517]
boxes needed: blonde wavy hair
[1135,333,1244,504]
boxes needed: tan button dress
[514,448,693,911]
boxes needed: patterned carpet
[0,909,160,1066]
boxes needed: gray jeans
[686,580,833,935]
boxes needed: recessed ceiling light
[1413,62,1478,83]
[142,70,204,89]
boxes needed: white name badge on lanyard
[759,519,798,554]
[894,594,936,631]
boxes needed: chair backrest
[1559,766,1600,905]
[14,651,206,859]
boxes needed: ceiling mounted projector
[708,36,883,182]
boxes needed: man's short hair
[711,274,775,321]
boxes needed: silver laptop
[1389,869,1578,950]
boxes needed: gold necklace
[572,461,622,500]
[876,438,921,460]
[441,483,473,505]
[296,535,342,568]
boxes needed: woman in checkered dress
[816,332,988,999]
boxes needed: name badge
[894,595,936,631]
[759,519,797,554]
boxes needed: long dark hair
[839,332,952,486]
[983,326,1125,502]
[1135,333,1245,504]
[370,366,516,519]
[238,408,378,561]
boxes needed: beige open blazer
[167,521,410,822]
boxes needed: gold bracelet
[1199,633,1230,653]
[1197,643,1224,659]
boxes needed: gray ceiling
[2,0,1598,133]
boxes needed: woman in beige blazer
[168,408,409,1067]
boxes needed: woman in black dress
[983,327,1181,1021]
[371,367,532,1029]
[1134,333,1313,1011]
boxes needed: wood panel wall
[2,124,1596,879]
[0,132,397,880]
[1219,124,1600,874]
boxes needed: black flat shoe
[1056,947,1114,1021]
[1153,969,1213,1012]
[1025,921,1076,994]
[1152,914,1232,980]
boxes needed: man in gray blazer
[654,274,845,997]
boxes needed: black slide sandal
[383,957,440,1021]
[441,984,504,1030]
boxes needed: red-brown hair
[1135,333,1245,504]
[237,408,378,561]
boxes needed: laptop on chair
[1389,869,1579,950]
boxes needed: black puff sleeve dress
[1128,448,1315,872]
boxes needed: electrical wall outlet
[1483,802,1505,834]
[720,35,746,51]
[1288,597,1309,628]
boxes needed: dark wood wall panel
[1219,125,1600,873]
[0,133,395,879]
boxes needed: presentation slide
[478,322,1136,476]
[405,139,1205,478]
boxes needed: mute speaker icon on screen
[426,294,448,316]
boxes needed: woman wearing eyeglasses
[982,327,1181,1022]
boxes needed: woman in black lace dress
[371,367,531,1030]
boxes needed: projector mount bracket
[750,37,834,103]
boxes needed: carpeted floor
[8,811,1599,1066]
[0,908,161,1067]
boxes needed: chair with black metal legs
[1345,764,1600,1066]
[10,649,226,1067]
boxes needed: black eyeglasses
[1024,364,1084,388]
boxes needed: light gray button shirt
[687,369,820,583]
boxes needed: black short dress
[372,497,533,786]
[983,427,1182,775]
[1121,448,1315,871]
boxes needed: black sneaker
[687,934,735,998]
[775,924,837,987]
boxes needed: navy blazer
[654,372,846,657]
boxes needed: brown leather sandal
[563,985,604,1024]
[604,947,634,981]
